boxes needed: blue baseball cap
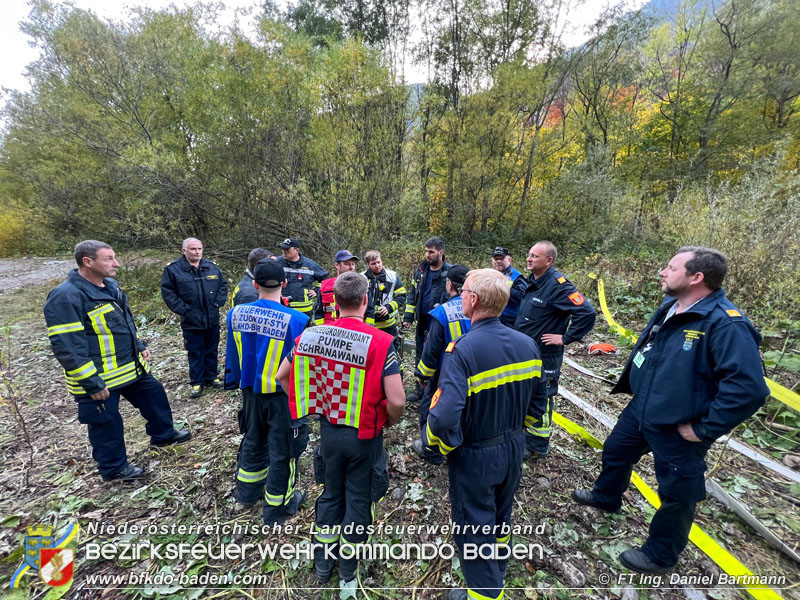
[334,250,358,262]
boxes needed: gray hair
[333,271,369,310]
[182,237,202,251]
[74,240,112,267]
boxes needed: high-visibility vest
[289,319,393,439]
[318,277,338,324]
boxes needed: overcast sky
[1,0,648,95]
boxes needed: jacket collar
[68,269,119,301]
[658,288,727,319]
[178,255,207,270]
[529,266,555,289]
[470,316,500,331]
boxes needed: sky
[1,0,649,95]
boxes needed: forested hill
[0,0,798,320]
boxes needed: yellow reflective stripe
[496,533,510,545]
[313,530,339,544]
[404,304,415,314]
[448,319,463,341]
[417,360,436,378]
[260,339,284,394]
[289,299,314,310]
[265,491,284,506]
[468,589,504,600]
[233,331,243,369]
[314,318,325,325]
[425,421,455,455]
[88,304,117,372]
[293,356,310,417]
[366,316,375,325]
[524,415,537,428]
[346,367,365,428]
[48,322,84,336]
[376,317,396,329]
[394,287,407,296]
[66,361,97,380]
[237,467,268,483]
[467,359,542,396]
[285,458,296,504]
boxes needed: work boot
[523,447,548,461]
[571,489,622,514]
[619,547,675,573]
[285,490,307,515]
[208,378,224,389]
[102,464,145,482]
[448,589,469,600]
[339,578,357,599]
[189,384,203,399]
[150,430,192,448]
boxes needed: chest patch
[682,329,705,351]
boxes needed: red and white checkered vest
[289,319,393,439]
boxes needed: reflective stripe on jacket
[44,269,150,397]
[289,320,392,439]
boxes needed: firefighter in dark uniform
[363,249,407,351]
[515,241,596,459]
[225,260,310,523]
[490,247,526,327]
[277,272,405,592]
[275,237,329,319]
[402,236,452,402]
[423,269,547,600]
[313,250,374,325]
[44,240,190,482]
[232,248,275,307]
[161,237,228,398]
[412,264,471,465]
[573,247,769,573]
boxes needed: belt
[462,428,522,449]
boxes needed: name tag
[633,351,645,369]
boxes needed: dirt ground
[0,258,798,600]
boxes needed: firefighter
[363,250,407,351]
[161,237,228,399]
[224,259,311,523]
[402,236,452,402]
[44,240,190,482]
[572,247,768,573]
[490,246,526,327]
[423,269,546,600]
[314,250,373,325]
[515,241,596,459]
[412,264,471,465]
[275,237,328,319]
[276,271,405,593]
[232,248,275,307]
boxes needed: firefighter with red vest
[313,250,374,326]
[276,271,405,592]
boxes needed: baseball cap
[280,238,300,249]
[491,246,510,257]
[447,264,469,288]
[334,250,359,262]
[253,259,286,288]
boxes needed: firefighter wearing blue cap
[412,264,471,465]
[276,238,329,318]
[314,250,374,325]
[423,268,547,600]
[224,259,311,524]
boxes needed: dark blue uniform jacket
[424,318,547,454]
[161,256,228,329]
[611,289,769,443]
[515,266,596,355]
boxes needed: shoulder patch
[557,276,567,284]
[445,341,456,353]
[726,309,741,317]
[430,388,442,410]
[568,291,585,306]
